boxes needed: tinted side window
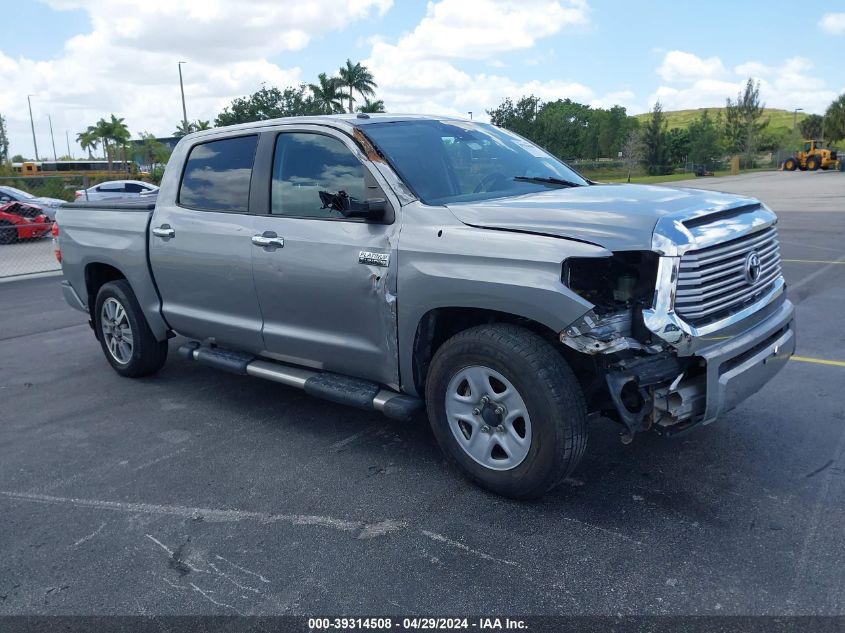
[179,135,258,212]
[98,183,125,192]
[124,183,145,193]
[271,133,366,218]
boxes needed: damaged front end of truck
[558,203,795,440]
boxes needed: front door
[251,130,399,387]
[149,134,265,352]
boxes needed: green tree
[487,95,542,141]
[109,114,131,169]
[724,79,768,168]
[308,73,347,114]
[338,59,377,114]
[173,120,212,137]
[139,132,171,178]
[214,85,319,126]
[825,93,845,142]
[687,109,722,168]
[666,127,690,166]
[0,113,9,163]
[173,120,194,137]
[798,114,824,140]
[643,101,670,175]
[356,98,385,113]
[76,128,99,159]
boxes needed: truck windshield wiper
[513,175,583,188]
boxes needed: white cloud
[819,13,845,34]
[363,0,609,120]
[388,0,588,61]
[0,0,391,158]
[656,51,727,83]
[649,51,837,114]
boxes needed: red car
[0,201,52,245]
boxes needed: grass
[633,107,808,132]
[587,167,777,185]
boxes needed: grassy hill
[633,107,806,132]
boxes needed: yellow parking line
[792,356,845,368]
[782,259,845,265]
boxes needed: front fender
[397,203,609,395]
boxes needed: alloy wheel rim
[101,297,133,364]
[444,365,532,471]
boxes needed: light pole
[467,111,473,120]
[48,114,57,160]
[27,95,39,160]
[65,130,71,158]
[178,61,188,132]
[792,107,803,133]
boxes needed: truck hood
[446,183,761,251]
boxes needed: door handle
[252,232,284,248]
[152,225,175,238]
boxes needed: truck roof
[181,113,470,140]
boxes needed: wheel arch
[83,261,169,341]
[410,306,568,397]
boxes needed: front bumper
[695,298,795,424]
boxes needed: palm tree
[308,73,347,115]
[93,118,112,166]
[109,114,131,171]
[76,129,99,159]
[356,98,385,114]
[173,120,195,137]
[195,120,211,131]
[338,59,377,113]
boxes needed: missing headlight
[562,251,659,313]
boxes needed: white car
[0,185,65,220]
[74,180,159,202]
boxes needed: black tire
[425,324,587,499]
[806,156,820,171]
[94,279,168,377]
[783,157,797,171]
[0,221,17,245]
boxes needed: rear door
[149,134,265,352]
[250,128,400,387]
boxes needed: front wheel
[95,280,168,377]
[425,324,587,499]
[783,157,797,171]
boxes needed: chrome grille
[675,225,782,325]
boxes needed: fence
[0,175,74,279]
[0,229,60,279]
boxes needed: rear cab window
[179,135,258,212]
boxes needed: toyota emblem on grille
[744,250,762,285]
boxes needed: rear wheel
[425,324,587,499]
[806,155,821,171]
[783,157,798,171]
[95,280,168,377]
[0,221,17,245]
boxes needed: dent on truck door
[251,131,399,387]
[149,135,265,352]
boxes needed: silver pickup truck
[56,114,795,498]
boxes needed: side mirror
[319,190,386,220]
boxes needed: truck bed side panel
[56,206,169,340]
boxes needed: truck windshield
[362,119,589,205]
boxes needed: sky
[1,0,844,159]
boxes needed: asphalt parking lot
[1,171,843,616]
